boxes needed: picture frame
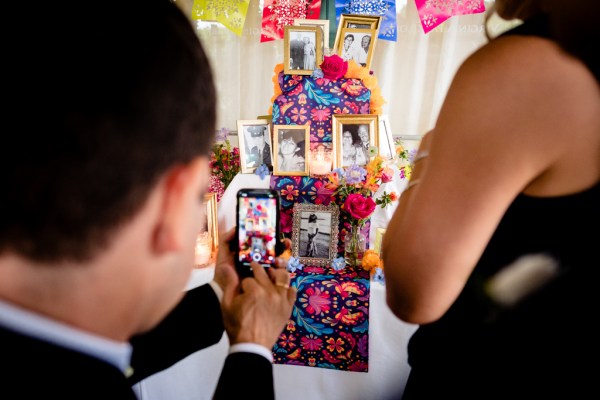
[237,119,273,174]
[332,114,378,168]
[195,192,218,268]
[333,14,381,58]
[292,203,340,266]
[284,25,322,76]
[393,134,422,159]
[378,115,395,160]
[294,18,330,56]
[374,227,386,255]
[273,124,310,176]
[335,27,378,70]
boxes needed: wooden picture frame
[333,14,381,56]
[237,119,273,174]
[332,114,378,168]
[195,192,218,268]
[273,124,310,176]
[284,25,322,76]
[294,18,330,57]
[292,203,339,266]
[374,227,386,256]
[378,115,395,160]
[335,27,377,70]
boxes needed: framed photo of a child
[292,203,339,266]
[273,124,310,176]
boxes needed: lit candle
[195,233,212,267]
[310,146,332,175]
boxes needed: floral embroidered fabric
[272,265,371,372]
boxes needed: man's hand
[215,231,296,349]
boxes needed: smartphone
[234,188,282,279]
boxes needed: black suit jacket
[1,284,275,399]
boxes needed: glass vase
[344,223,366,267]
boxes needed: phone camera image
[236,190,280,277]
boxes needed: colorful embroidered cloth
[271,175,370,254]
[272,265,371,371]
[272,73,371,143]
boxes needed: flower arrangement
[325,156,398,226]
[325,156,398,267]
[393,137,418,181]
[209,128,240,201]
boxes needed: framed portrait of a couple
[332,114,378,169]
[237,119,273,174]
[284,25,323,76]
[292,203,339,266]
[294,18,330,57]
[273,124,310,176]
[333,14,381,70]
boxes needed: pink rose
[381,167,394,183]
[320,55,348,80]
[344,193,376,220]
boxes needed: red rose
[320,55,348,80]
[344,193,376,220]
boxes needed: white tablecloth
[133,267,417,400]
[133,171,417,399]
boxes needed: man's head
[358,125,369,143]
[247,125,266,148]
[3,0,216,263]
[2,0,217,335]
[361,35,371,49]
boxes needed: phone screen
[236,190,279,272]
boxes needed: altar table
[132,267,417,400]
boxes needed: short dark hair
[2,0,217,262]
[308,214,318,223]
[345,34,355,42]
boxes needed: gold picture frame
[294,18,330,56]
[273,124,310,176]
[237,119,273,174]
[332,114,378,169]
[195,192,218,268]
[284,25,323,76]
[377,115,395,160]
[374,227,386,255]
[335,27,378,70]
[333,14,381,55]
[292,203,339,267]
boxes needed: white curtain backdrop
[177,0,513,138]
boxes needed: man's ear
[152,157,209,253]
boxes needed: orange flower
[361,249,381,272]
[389,192,399,201]
[280,248,292,261]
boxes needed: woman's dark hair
[2,0,217,262]
[308,214,318,223]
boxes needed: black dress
[401,16,600,399]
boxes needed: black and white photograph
[294,18,330,58]
[332,114,378,169]
[292,203,339,266]
[284,25,322,76]
[273,124,309,176]
[337,28,377,69]
[333,14,381,61]
[237,119,273,173]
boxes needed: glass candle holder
[309,143,332,176]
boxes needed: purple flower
[311,68,324,79]
[373,268,385,285]
[344,165,367,184]
[255,164,270,180]
[332,257,346,271]
[287,256,304,273]
[216,127,229,142]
